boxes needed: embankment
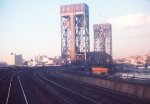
[56,70,150,99]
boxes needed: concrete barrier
[56,70,150,99]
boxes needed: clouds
[107,13,150,30]
[107,13,150,58]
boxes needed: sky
[0,0,150,61]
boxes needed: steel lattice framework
[60,3,90,65]
[93,24,112,64]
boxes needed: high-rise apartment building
[6,53,23,66]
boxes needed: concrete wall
[56,71,150,99]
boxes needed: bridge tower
[93,23,112,65]
[60,3,90,65]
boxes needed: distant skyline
[0,0,150,61]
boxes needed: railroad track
[34,70,101,104]
[0,67,150,104]
[43,69,150,104]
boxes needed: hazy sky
[0,0,150,61]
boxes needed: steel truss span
[61,3,90,66]
[93,23,112,65]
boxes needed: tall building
[6,53,23,66]
[60,3,90,65]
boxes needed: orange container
[92,67,109,74]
